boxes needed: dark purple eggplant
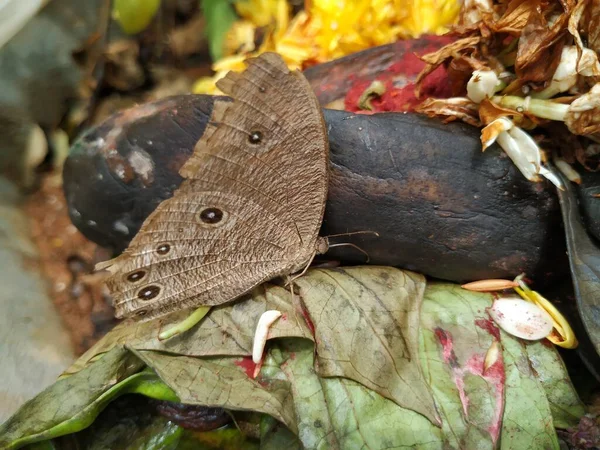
[63,94,567,284]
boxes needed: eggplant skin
[63,95,566,284]
[321,109,565,283]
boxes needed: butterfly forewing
[97,52,329,320]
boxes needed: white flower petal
[467,69,501,104]
[481,117,513,150]
[539,165,565,190]
[494,123,543,181]
[554,158,580,184]
[489,297,554,340]
[252,310,282,364]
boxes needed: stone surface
[0,177,74,423]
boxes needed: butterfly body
[96,53,329,321]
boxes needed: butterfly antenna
[325,230,379,239]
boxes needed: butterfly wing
[97,53,329,320]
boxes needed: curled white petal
[494,123,543,181]
[577,48,600,77]
[481,117,513,149]
[252,310,282,364]
[554,158,581,184]
[568,83,600,113]
[489,297,553,340]
[461,0,493,25]
[547,46,579,96]
[467,69,501,104]
[539,165,565,190]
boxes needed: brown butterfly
[96,53,330,321]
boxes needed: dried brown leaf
[568,0,587,50]
[415,97,482,127]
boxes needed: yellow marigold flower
[193,0,461,94]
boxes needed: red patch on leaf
[434,327,459,368]
[300,303,316,337]
[435,327,506,444]
[475,318,501,340]
[234,356,257,379]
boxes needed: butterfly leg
[286,250,318,287]
[158,306,212,341]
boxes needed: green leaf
[554,167,600,356]
[263,338,443,449]
[113,0,161,35]
[420,283,503,448]
[201,0,238,61]
[294,267,438,424]
[4,268,584,449]
[525,341,585,429]
[133,350,297,433]
[260,415,302,450]
[501,335,560,449]
[0,348,145,450]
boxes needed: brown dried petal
[479,98,523,125]
[415,97,482,127]
[515,8,569,84]
[568,0,600,75]
[492,0,542,35]
[416,36,481,95]
[587,0,600,54]
[566,83,600,135]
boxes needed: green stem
[492,95,569,121]
[158,306,211,341]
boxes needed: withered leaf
[525,341,585,429]
[3,269,584,449]
[415,97,482,127]
[293,267,439,425]
[262,338,443,449]
[420,283,504,447]
[586,0,600,54]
